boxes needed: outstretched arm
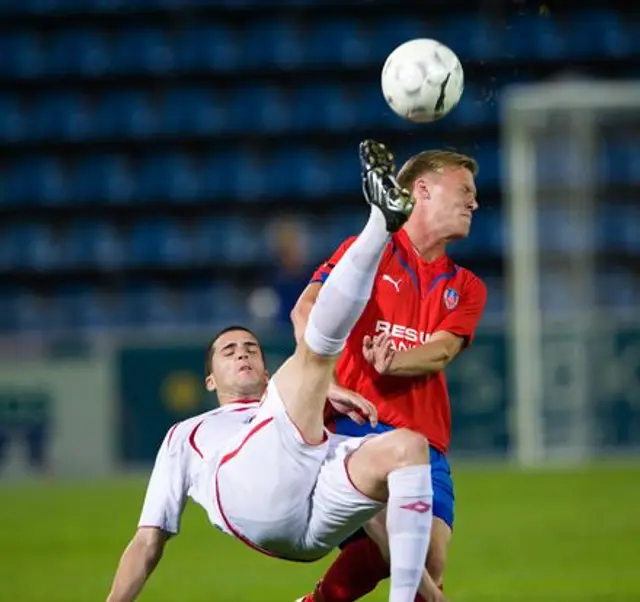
[107,527,168,602]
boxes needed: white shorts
[213,380,384,561]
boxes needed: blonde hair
[397,150,478,191]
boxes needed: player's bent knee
[387,428,430,468]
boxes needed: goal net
[502,80,640,466]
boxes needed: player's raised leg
[273,141,415,444]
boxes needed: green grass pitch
[1,462,639,602]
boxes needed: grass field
[1,462,639,602]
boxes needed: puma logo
[382,274,402,292]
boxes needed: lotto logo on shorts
[400,501,432,514]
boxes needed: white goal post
[501,80,640,466]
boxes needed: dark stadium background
[0,2,638,601]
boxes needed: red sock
[316,537,390,602]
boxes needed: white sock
[386,465,434,602]
[304,206,389,356]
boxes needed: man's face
[206,330,267,397]
[412,166,478,240]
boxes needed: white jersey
[138,400,260,535]
[138,381,383,561]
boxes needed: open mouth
[238,365,253,374]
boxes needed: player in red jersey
[292,149,487,602]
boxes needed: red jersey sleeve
[436,274,487,347]
[310,236,357,284]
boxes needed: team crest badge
[443,288,459,310]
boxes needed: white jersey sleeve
[138,425,188,535]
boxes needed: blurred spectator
[248,217,311,325]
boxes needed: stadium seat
[227,85,291,134]
[93,91,156,138]
[566,11,628,58]
[65,220,125,268]
[127,219,194,267]
[329,146,359,195]
[244,19,303,69]
[69,155,133,204]
[47,30,109,76]
[0,94,26,142]
[31,92,90,141]
[134,153,200,202]
[306,19,371,66]
[111,28,174,74]
[502,15,567,60]
[184,283,251,325]
[199,152,239,199]
[0,32,42,77]
[174,25,240,72]
[231,150,269,200]
[158,87,225,135]
[4,158,65,205]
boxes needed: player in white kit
[107,141,436,602]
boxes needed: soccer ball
[381,38,464,123]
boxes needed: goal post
[501,80,640,467]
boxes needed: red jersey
[312,229,487,453]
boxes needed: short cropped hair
[397,149,478,191]
[204,325,265,378]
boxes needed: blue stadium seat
[244,19,303,69]
[0,33,43,77]
[269,147,332,198]
[121,285,181,328]
[3,224,63,269]
[128,219,194,266]
[31,92,90,140]
[111,29,174,74]
[93,91,156,138]
[227,85,291,134]
[291,84,349,131]
[503,15,567,60]
[47,30,109,76]
[330,146,360,195]
[231,150,269,200]
[566,12,628,58]
[306,19,371,65]
[158,88,225,135]
[0,94,26,142]
[13,291,56,333]
[195,217,266,265]
[174,25,240,72]
[199,151,243,200]
[55,286,108,331]
[184,283,250,325]
[4,158,65,205]
[65,221,125,268]
[69,155,133,204]
[134,153,200,202]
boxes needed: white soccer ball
[381,38,464,123]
